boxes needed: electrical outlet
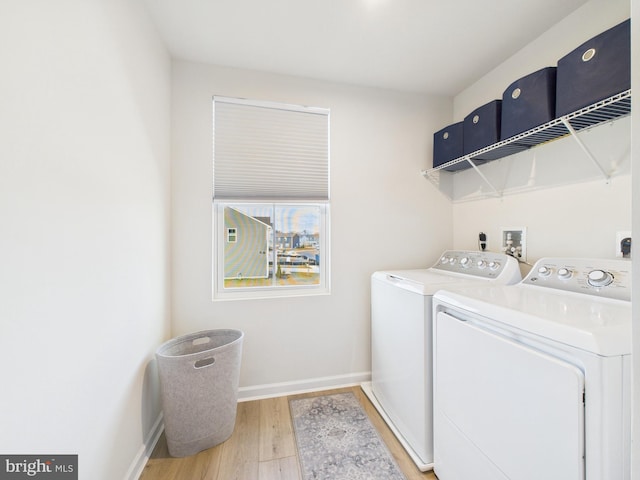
[478,232,487,251]
[501,227,527,261]
[615,231,632,258]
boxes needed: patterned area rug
[289,392,407,480]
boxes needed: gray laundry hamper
[156,329,244,457]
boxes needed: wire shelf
[423,89,631,175]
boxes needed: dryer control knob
[460,257,471,268]
[588,269,614,287]
[440,256,449,264]
[557,268,572,279]
[537,266,551,277]
[476,260,487,269]
[488,261,500,271]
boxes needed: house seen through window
[213,97,330,299]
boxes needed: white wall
[0,1,171,479]
[451,0,631,268]
[171,61,452,396]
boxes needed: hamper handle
[194,357,215,369]
[192,336,211,346]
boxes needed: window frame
[213,201,331,300]
[211,96,331,301]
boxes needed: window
[213,97,330,300]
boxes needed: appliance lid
[372,269,464,295]
[434,285,631,356]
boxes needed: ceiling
[141,0,589,96]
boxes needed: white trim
[213,202,330,301]
[237,371,371,402]
[125,413,164,480]
[213,95,329,116]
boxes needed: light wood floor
[139,385,437,480]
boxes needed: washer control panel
[432,250,521,281]
[523,257,631,301]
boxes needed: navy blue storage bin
[501,67,557,139]
[433,122,468,171]
[463,100,502,157]
[556,19,630,117]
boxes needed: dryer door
[434,311,585,480]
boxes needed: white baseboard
[125,412,164,480]
[238,371,371,402]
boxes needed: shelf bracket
[560,117,610,181]
[466,158,502,197]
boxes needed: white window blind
[213,97,330,201]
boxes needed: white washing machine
[432,257,632,480]
[361,250,522,471]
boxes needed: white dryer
[432,257,632,480]
[362,250,521,471]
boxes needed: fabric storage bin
[556,19,630,117]
[463,100,502,158]
[433,122,468,171]
[156,329,244,457]
[501,67,557,139]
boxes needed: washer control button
[537,266,552,277]
[476,260,487,269]
[460,257,471,268]
[557,268,572,279]
[588,269,614,287]
[488,261,500,271]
